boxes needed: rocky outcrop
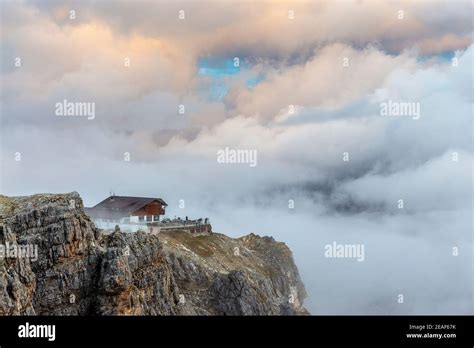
[0,192,307,315]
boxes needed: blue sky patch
[197,57,264,101]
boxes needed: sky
[1,0,473,314]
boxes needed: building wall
[92,218,150,232]
[91,218,212,234]
[132,201,165,216]
[117,223,144,232]
[92,219,120,230]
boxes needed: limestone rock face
[0,192,307,315]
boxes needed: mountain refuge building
[85,195,167,232]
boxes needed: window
[138,216,144,222]
[153,215,160,221]
[146,215,152,222]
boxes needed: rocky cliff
[0,192,307,315]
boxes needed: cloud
[230,44,417,120]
